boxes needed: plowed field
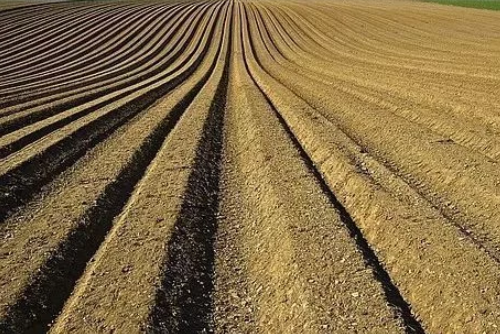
[1,0,500,333]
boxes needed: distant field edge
[423,0,500,10]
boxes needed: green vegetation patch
[424,0,500,10]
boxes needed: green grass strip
[424,0,500,10]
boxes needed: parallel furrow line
[0,4,226,333]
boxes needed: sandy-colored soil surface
[0,0,500,333]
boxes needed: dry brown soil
[1,0,500,333]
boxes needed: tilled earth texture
[1,0,500,333]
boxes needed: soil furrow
[254,3,500,162]
[148,12,230,331]
[0,4,225,333]
[0,4,209,153]
[0,4,106,47]
[245,1,500,264]
[1,1,500,333]
[0,5,190,105]
[241,4,500,332]
[0,4,208,130]
[0,5,163,87]
[47,7,229,332]
[0,5,123,67]
[239,4,423,333]
[0,2,221,223]
[0,4,182,92]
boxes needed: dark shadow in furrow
[256,5,308,59]
[0,4,209,135]
[0,4,123,53]
[0,3,103,34]
[250,4,293,62]
[251,5,500,265]
[374,155,500,264]
[0,8,60,31]
[0,8,164,88]
[240,6,426,334]
[147,6,232,334]
[0,7,151,78]
[0,5,118,64]
[249,6,278,62]
[0,5,223,224]
[0,6,201,145]
[0,4,175,88]
[0,4,54,16]
[1,6,125,60]
[0,7,229,334]
[265,6,320,53]
[0,5,81,34]
[0,5,149,83]
[0,4,193,108]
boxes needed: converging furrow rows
[1,0,500,333]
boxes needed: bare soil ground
[1,0,500,333]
